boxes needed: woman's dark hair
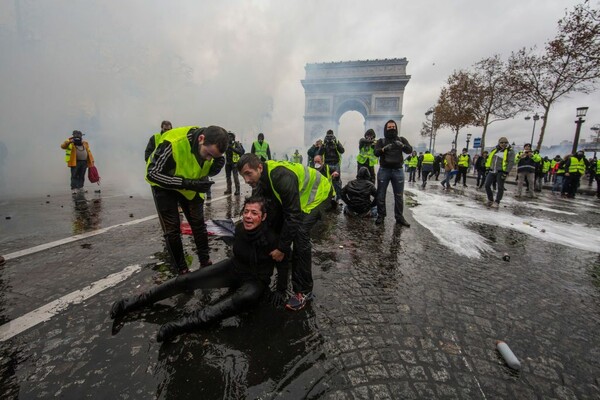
[242,195,267,215]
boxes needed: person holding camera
[515,149,537,198]
[373,120,412,226]
[318,129,345,200]
[146,126,228,274]
[61,130,95,194]
[356,129,377,183]
[307,139,323,167]
[224,131,245,195]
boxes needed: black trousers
[152,186,209,270]
[291,200,330,294]
[225,163,240,191]
[70,160,87,190]
[454,166,468,185]
[131,258,265,323]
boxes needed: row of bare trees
[423,1,600,153]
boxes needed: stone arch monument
[301,58,411,146]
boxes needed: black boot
[395,200,411,227]
[157,297,238,342]
[110,277,183,319]
[234,185,240,196]
[224,183,232,195]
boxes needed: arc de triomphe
[301,58,411,146]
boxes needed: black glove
[269,290,288,307]
[393,140,403,147]
[383,144,393,152]
[181,178,215,192]
[398,136,409,145]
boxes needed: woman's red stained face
[242,202,265,231]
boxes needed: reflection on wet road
[0,181,599,398]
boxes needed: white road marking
[0,264,142,341]
[3,215,158,261]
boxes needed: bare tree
[507,1,600,150]
[434,70,480,150]
[471,55,525,153]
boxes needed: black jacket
[225,141,245,165]
[341,167,377,214]
[254,164,303,254]
[374,136,412,168]
[232,222,281,283]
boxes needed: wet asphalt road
[0,175,599,399]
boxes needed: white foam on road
[0,264,142,342]
[407,188,600,259]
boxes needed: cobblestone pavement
[0,180,599,399]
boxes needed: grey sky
[0,0,598,196]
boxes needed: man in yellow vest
[563,150,589,198]
[144,120,172,162]
[454,148,471,187]
[484,136,514,208]
[224,131,245,195]
[356,129,377,183]
[251,133,271,161]
[60,130,95,194]
[237,153,333,311]
[146,125,229,274]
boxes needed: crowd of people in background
[60,121,598,342]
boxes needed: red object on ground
[180,221,217,236]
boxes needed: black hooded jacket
[341,167,377,214]
[374,120,412,168]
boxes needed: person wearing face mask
[251,133,272,162]
[373,119,413,226]
[110,196,288,342]
[562,150,589,198]
[146,126,228,274]
[61,130,95,194]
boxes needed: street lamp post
[572,106,589,154]
[451,140,456,150]
[524,113,541,146]
[590,124,600,157]
[425,107,436,153]
[466,133,472,152]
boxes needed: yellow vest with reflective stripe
[422,153,434,165]
[146,126,213,200]
[568,157,586,174]
[486,148,509,171]
[253,141,269,160]
[357,146,378,166]
[266,161,332,213]
[408,156,418,168]
[542,160,551,173]
[458,154,469,167]
[596,160,600,174]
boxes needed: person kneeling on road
[341,167,377,217]
[110,196,289,342]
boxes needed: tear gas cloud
[0,0,597,199]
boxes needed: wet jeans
[376,167,405,220]
[152,186,209,270]
[70,160,87,190]
[485,172,507,203]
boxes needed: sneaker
[285,292,314,311]
[490,202,499,209]
[375,216,384,225]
